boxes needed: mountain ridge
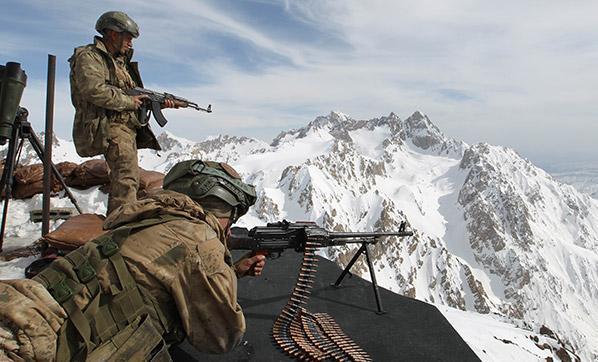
[1,111,593,361]
[174,111,594,360]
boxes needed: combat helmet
[163,160,257,221]
[95,11,140,38]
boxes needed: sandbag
[13,164,62,199]
[138,169,164,198]
[66,159,110,189]
[41,213,106,251]
[9,162,78,199]
[56,161,78,179]
[13,164,43,185]
[99,168,165,197]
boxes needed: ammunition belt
[272,241,372,361]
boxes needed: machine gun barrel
[328,231,413,239]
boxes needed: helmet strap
[230,208,238,224]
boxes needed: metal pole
[42,54,56,236]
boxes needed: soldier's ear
[104,29,117,42]
[217,217,233,231]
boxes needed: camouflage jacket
[104,190,245,353]
[69,37,160,157]
[0,191,245,360]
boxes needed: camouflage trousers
[105,123,140,215]
[0,279,66,361]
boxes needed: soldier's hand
[131,95,148,109]
[161,99,180,109]
[235,253,266,278]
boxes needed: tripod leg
[0,195,9,251]
[363,243,385,314]
[27,132,82,214]
[0,126,24,250]
[333,243,367,287]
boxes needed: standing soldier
[69,11,175,214]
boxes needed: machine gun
[230,220,412,256]
[230,219,413,314]
[125,87,212,127]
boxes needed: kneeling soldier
[0,160,266,361]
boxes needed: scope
[0,62,27,145]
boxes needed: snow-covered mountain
[1,111,595,361]
[147,111,595,361]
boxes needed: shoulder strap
[128,61,143,88]
[96,49,118,87]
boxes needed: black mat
[171,251,480,361]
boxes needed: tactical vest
[33,215,187,361]
[69,38,161,157]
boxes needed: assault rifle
[125,87,212,127]
[229,220,413,313]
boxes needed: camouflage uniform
[69,36,160,214]
[0,190,245,360]
[0,279,66,361]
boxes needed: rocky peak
[156,131,194,152]
[199,134,256,151]
[271,111,352,146]
[157,133,180,151]
[401,111,465,156]
[194,135,268,164]
[460,143,540,179]
[38,132,61,147]
[272,112,404,147]
[315,111,350,128]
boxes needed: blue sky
[2,0,598,167]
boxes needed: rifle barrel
[330,231,413,238]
